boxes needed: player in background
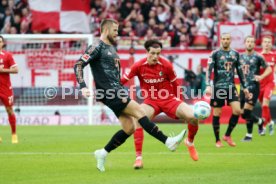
[205,33,249,148]
[258,36,276,136]
[240,36,271,141]
[74,19,186,172]
[0,35,19,144]
[121,39,200,169]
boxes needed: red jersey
[0,50,17,94]
[259,51,276,87]
[121,56,181,100]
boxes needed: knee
[123,124,135,135]
[6,108,14,116]
[233,109,241,116]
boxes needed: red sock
[262,106,271,127]
[8,114,16,134]
[134,128,144,158]
[188,123,199,143]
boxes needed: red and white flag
[29,0,90,33]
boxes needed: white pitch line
[0,152,276,156]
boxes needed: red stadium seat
[193,35,208,47]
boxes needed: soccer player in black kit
[240,36,271,141]
[74,19,186,172]
[205,33,249,148]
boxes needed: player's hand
[254,75,263,82]
[205,86,212,96]
[243,88,249,98]
[81,87,91,98]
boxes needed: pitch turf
[0,124,275,184]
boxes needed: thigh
[175,102,195,120]
[227,86,239,105]
[211,88,225,108]
[229,101,241,115]
[140,103,156,120]
[263,84,274,102]
[143,99,161,118]
[0,94,14,107]
[122,100,145,119]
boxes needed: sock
[138,116,167,144]
[246,120,253,134]
[225,114,239,136]
[212,116,220,142]
[8,114,16,134]
[242,109,259,123]
[134,128,144,158]
[262,106,271,127]
[104,130,130,153]
[187,123,199,143]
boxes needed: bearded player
[121,39,200,169]
[258,36,276,136]
[240,36,271,141]
[0,35,19,144]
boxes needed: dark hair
[244,35,255,42]
[0,35,4,42]
[100,19,118,33]
[144,39,163,51]
[236,0,241,4]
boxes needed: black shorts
[99,89,131,117]
[210,86,239,107]
[240,83,259,108]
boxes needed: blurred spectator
[222,0,253,23]
[195,9,214,38]
[134,14,148,37]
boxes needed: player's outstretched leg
[123,100,186,152]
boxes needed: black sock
[104,130,130,152]
[246,120,253,134]
[242,109,259,123]
[251,113,259,123]
[212,116,220,142]
[225,114,239,136]
[138,116,167,144]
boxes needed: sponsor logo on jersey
[144,78,164,83]
[81,54,90,62]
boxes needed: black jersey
[74,40,123,91]
[207,48,247,89]
[240,52,268,85]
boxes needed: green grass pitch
[0,124,275,184]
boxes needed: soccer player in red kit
[259,36,276,136]
[0,35,19,144]
[121,39,200,169]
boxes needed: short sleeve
[79,44,101,63]
[8,53,16,68]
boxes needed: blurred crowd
[0,0,276,47]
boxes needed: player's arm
[0,65,18,73]
[74,45,99,89]
[236,54,247,89]
[120,62,139,85]
[255,55,272,81]
[167,62,184,101]
[206,51,215,90]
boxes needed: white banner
[217,23,255,49]
[11,50,211,87]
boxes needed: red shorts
[144,97,182,119]
[0,92,14,107]
[258,82,275,103]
